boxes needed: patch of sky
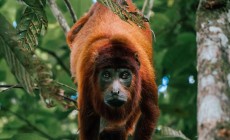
[158,76,169,93]
[71,92,79,99]
[13,21,17,28]
[188,75,195,84]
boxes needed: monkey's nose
[111,90,119,95]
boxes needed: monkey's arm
[78,103,100,140]
[78,79,101,140]
[133,80,160,140]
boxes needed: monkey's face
[99,68,132,108]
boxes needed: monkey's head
[99,68,132,108]
[92,43,141,121]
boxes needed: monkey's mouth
[106,98,126,108]
[104,95,127,108]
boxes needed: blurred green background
[0,0,198,139]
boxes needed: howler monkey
[67,0,159,140]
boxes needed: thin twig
[38,47,71,76]
[57,92,77,105]
[57,82,77,92]
[0,85,32,88]
[64,0,78,23]
[147,0,154,19]
[2,107,55,140]
[0,84,77,104]
[0,85,21,93]
[0,85,39,93]
[142,0,148,14]
[47,0,70,35]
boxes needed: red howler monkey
[67,0,159,140]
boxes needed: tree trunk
[196,0,230,140]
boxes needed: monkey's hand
[99,127,126,140]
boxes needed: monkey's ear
[134,53,141,70]
[67,14,90,50]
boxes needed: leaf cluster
[0,0,76,108]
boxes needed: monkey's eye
[120,72,130,79]
[103,71,111,79]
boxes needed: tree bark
[47,0,70,35]
[197,0,230,140]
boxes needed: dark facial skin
[99,68,133,108]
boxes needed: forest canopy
[0,0,198,139]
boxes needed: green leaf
[15,1,64,107]
[0,0,6,8]
[155,126,190,140]
[0,70,6,80]
[0,13,64,107]
[0,14,36,95]
[17,0,47,51]
[22,0,46,7]
[0,37,36,95]
[176,33,196,46]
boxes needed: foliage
[155,126,190,140]
[98,0,149,29]
[0,0,197,139]
[17,0,47,51]
[0,0,70,110]
[146,0,198,139]
[0,14,36,95]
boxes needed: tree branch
[147,0,154,19]
[0,85,39,93]
[0,85,77,105]
[57,82,77,92]
[2,107,55,140]
[64,0,78,23]
[141,0,148,14]
[0,85,31,88]
[47,0,70,35]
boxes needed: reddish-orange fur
[67,0,159,140]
